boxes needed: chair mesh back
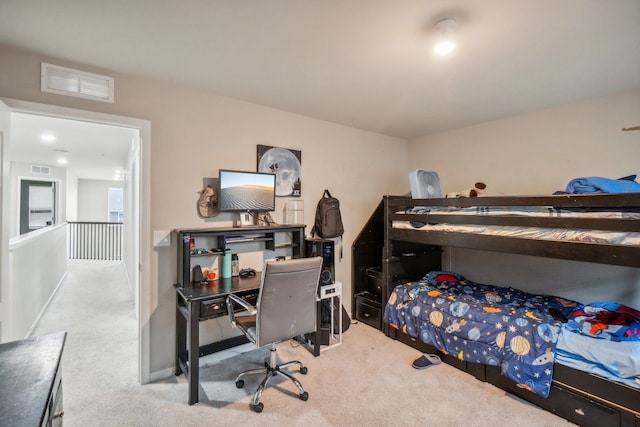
[256,257,322,347]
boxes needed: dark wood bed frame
[352,193,640,427]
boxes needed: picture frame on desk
[239,212,254,226]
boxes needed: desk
[175,276,327,405]
[175,224,313,405]
[175,276,261,405]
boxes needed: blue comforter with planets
[383,271,582,397]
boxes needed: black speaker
[305,239,334,285]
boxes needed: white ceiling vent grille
[31,165,51,175]
[41,63,114,103]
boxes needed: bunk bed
[354,193,640,427]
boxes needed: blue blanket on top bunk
[565,176,640,194]
[383,271,582,398]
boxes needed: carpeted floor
[31,260,575,426]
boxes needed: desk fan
[409,169,442,199]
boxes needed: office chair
[226,257,323,413]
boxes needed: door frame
[1,97,152,384]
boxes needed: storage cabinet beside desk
[173,224,305,405]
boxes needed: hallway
[31,260,138,424]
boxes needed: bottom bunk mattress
[383,271,582,397]
[556,302,640,389]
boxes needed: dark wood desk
[175,275,323,405]
[174,224,318,405]
[175,276,262,405]
[0,331,67,426]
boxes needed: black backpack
[311,190,344,239]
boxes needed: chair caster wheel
[299,391,309,401]
[235,380,244,388]
[300,366,308,375]
[251,402,264,413]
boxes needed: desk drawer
[200,297,227,319]
[199,292,259,320]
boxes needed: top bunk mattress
[393,208,640,246]
[386,194,640,266]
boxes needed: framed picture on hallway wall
[256,145,302,197]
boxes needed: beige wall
[410,90,640,310]
[408,89,640,196]
[0,44,409,377]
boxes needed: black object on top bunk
[352,193,640,427]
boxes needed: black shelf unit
[174,224,306,286]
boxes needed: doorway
[0,98,151,384]
[19,179,57,235]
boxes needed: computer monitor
[218,169,276,212]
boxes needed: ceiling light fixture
[40,133,56,143]
[433,18,457,56]
[54,149,68,165]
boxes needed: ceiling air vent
[31,165,51,175]
[41,62,114,103]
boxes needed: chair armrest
[226,293,257,328]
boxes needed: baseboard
[25,271,68,338]
[149,367,174,383]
